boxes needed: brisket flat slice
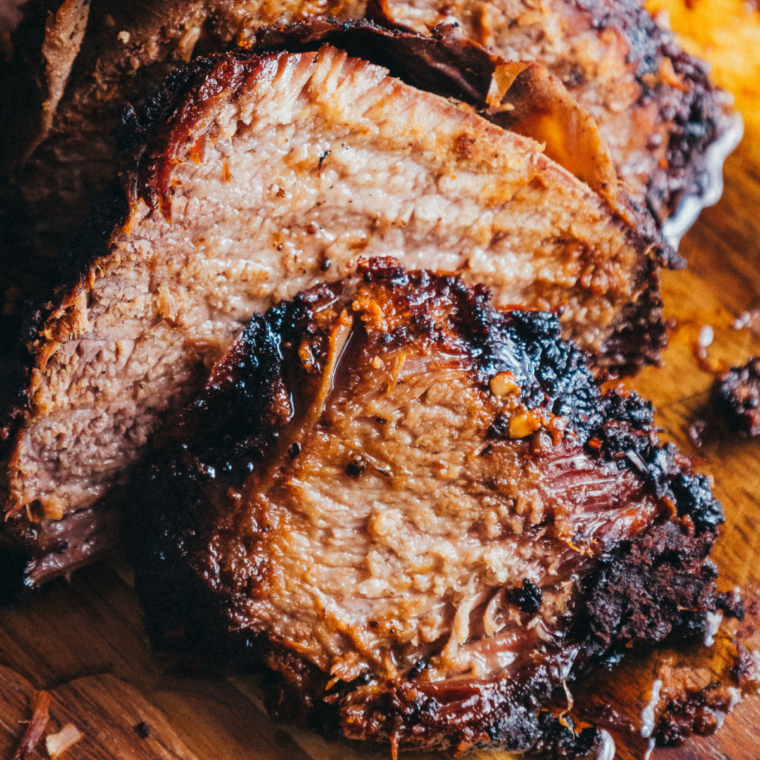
[130,258,723,756]
[1,43,667,590]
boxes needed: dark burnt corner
[129,259,724,758]
[598,263,670,376]
[651,45,733,227]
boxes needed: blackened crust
[649,46,733,228]
[599,261,668,375]
[578,523,719,655]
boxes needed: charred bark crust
[647,48,731,227]
[597,263,669,375]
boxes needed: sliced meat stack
[0,44,668,590]
[0,0,735,290]
[130,259,724,756]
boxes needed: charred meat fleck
[714,358,760,437]
[130,259,723,755]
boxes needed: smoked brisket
[1,44,667,589]
[130,259,723,755]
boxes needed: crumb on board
[11,690,50,760]
[134,721,151,739]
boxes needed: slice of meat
[244,20,623,206]
[129,258,724,756]
[373,0,739,232]
[714,358,760,437]
[0,44,668,591]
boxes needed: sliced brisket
[130,259,723,755]
[0,0,733,295]
[374,0,738,231]
[1,44,667,589]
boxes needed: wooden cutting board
[4,27,760,760]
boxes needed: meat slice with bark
[130,258,724,756]
[375,0,739,235]
[0,44,668,591]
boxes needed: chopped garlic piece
[46,723,83,758]
[509,411,542,438]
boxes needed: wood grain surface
[3,22,760,760]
